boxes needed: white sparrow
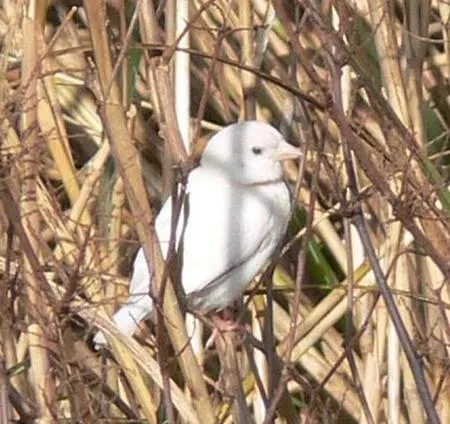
[94,121,300,347]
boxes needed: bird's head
[201,121,301,185]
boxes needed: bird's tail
[93,294,153,348]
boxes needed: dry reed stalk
[250,298,271,423]
[84,2,215,422]
[19,2,57,422]
[216,331,253,423]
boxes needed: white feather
[94,121,299,347]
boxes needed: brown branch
[82,2,215,422]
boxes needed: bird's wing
[179,168,277,297]
[95,168,281,346]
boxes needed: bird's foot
[205,313,246,349]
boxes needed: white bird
[94,121,300,347]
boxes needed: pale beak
[275,141,302,161]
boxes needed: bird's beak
[275,141,302,161]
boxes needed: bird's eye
[252,146,263,155]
